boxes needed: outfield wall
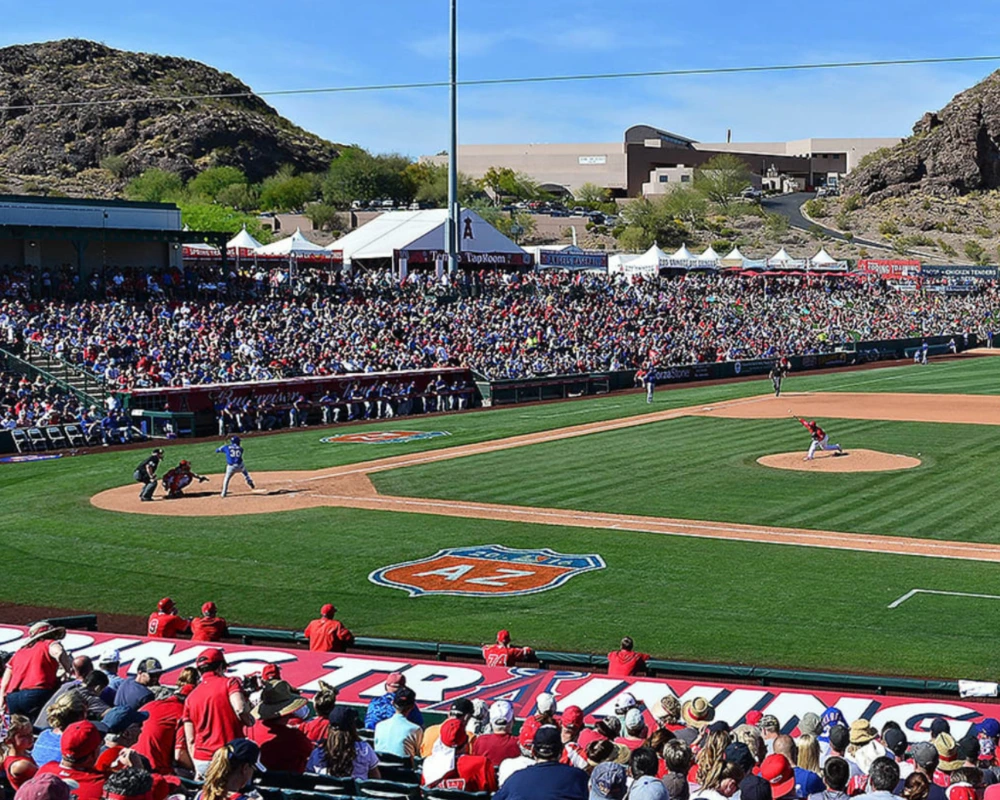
[481,334,974,405]
[0,625,995,734]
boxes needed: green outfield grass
[3,356,1000,680]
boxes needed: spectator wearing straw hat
[934,735,965,778]
[0,622,73,718]
[191,602,229,643]
[682,698,716,731]
[247,680,312,773]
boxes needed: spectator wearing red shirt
[607,637,651,678]
[36,721,107,800]
[183,648,253,778]
[471,700,521,770]
[482,630,533,668]
[303,604,355,653]
[297,681,337,746]
[3,714,38,789]
[147,598,190,640]
[247,681,313,774]
[191,602,229,643]
[0,622,74,718]
[422,718,498,793]
[94,706,149,775]
[517,693,558,752]
[135,683,197,774]
[560,706,589,770]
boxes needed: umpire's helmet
[230,436,241,444]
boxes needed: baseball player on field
[644,365,656,404]
[216,435,255,498]
[770,357,790,398]
[162,459,209,499]
[798,418,843,461]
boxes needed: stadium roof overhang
[0,224,228,247]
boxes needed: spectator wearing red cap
[146,599,190,640]
[247,681,312,773]
[36,721,107,800]
[517,693,557,753]
[133,680,198,775]
[421,699,477,758]
[190,603,228,643]
[364,673,424,731]
[303,605,354,653]
[560,706,588,770]
[183,649,252,778]
[472,701,521,771]
[1,623,74,718]
[761,754,798,800]
[421,718,497,792]
[482,630,533,668]
[607,637,651,678]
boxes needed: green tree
[479,167,544,205]
[616,196,689,250]
[178,202,272,242]
[305,202,345,233]
[404,162,477,207]
[126,169,184,203]
[187,166,247,202]
[216,183,260,213]
[322,148,415,208]
[469,202,536,242]
[694,154,753,207]
[661,187,708,226]
[575,182,611,207]
[259,166,318,212]
[764,212,790,236]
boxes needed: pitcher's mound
[757,449,921,473]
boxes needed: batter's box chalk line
[888,588,1000,609]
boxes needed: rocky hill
[846,70,1000,201]
[0,39,339,196]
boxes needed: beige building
[423,126,901,198]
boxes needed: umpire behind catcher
[134,448,164,502]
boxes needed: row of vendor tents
[183,211,848,273]
[607,243,847,275]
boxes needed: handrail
[226,626,966,697]
[19,342,108,405]
[0,346,100,409]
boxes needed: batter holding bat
[791,412,844,461]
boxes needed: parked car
[549,208,570,217]
[571,207,587,216]
[740,187,763,201]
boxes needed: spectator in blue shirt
[493,726,588,800]
[364,672,424,730]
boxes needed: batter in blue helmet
[216,435,256,498]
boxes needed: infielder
[162,459,209,499]
[797,417,843,461]
[769,357,790,398]
[216,435,255,498]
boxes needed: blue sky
[3,0,998,157]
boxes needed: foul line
[888,588,1000,608]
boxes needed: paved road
[762,191,888,252]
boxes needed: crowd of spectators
[3,614,999,800]
[0,373,85,433]
[2,263,998,393]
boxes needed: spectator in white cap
[518,693,558,752]
[471,700,521,771]
[97,649,123,702]
[613,693,638,734]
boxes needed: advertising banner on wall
[2,625,995,737]
[537,250,609,270]
[921,265,999,279]
[856,259,921,279]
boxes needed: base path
[90,391,1000,563]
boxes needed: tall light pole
[446,0,459,275]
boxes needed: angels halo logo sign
[321,430,450,445]
[369,545,606,597]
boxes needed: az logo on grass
[321,430,450,444]
[369,545,606,597]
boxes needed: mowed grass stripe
[373,416,1000,543]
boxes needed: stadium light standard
[446,0,459,275]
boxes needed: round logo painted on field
[0,454,64,464]
[320,430,451,445]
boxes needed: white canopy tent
[670,244,696,261]
[227,225,263,252]
[256,227,328,256]
[698,246,720,262]
[720,246,747,269]
[808,247,849,272]
[327,209,530,271]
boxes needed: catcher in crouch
[162,459,209,498]
[797,417,844,461]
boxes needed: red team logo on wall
[369,545,606,597]
[321,431,450,444]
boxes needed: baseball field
[6,355,1000,681]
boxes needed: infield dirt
[91,391,1000,562]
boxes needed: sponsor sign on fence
[538,250,609,270]
[0,625,995,734]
